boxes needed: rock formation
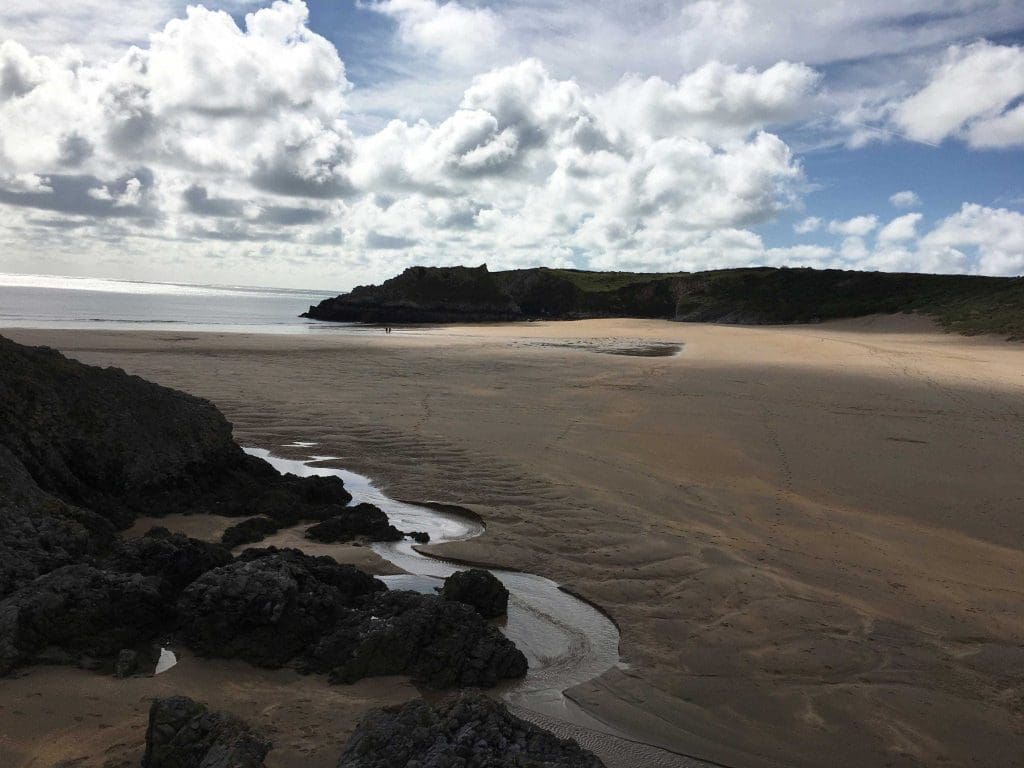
[177,548,527,688]
[441,568,509,618]
[143,696,271,768]
[221,516,281,548]
[302,264,1024,339]
[337,694,605,767]
[304,502,403,543]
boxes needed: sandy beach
[3,316,1023,768]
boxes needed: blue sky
[0,0,1022,288]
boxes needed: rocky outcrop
[303,265,521,323]
[337,694,605,767]
[105,527,233,599]
[301,265,1024,339]
[0,564,167,675]
[143,696,271,768]
[0,336,531,693]
[0,335,353,530]
[304,503,403,543]
[177,548,526,688]
[441,568,509,618]
[221,516,281,548]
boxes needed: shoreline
[3,317,1023,768]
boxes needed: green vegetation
[306,264,1024,339]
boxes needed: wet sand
[3,317,1024,768]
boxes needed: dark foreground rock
[178,548,526,688]
[143,696,271,768]
[338,694,605,767]
[0,335,353,533]
[441,568,509,618]
[305,502,403,543]
[0,564,167,675]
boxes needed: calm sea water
[0,273,346,334]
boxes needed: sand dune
[4,316,1023,768]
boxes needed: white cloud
[894,41,1024,148]
[828,215,878,237]
[368,0,501,65]
[794,216,821,234]
[878,212,922,242]
[889,190,920,208]
[593,61,820,145]
[920,203,1024,275]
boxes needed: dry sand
[2,316,1023,768]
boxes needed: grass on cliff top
[543,268,689,292]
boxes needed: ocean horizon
[0,272,345,334]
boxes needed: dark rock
[304,503,403,543]
[337,694,605,767]
[441,568,509,619]
[0,564,168,675]
[303,265,522,323]
[221,517,281,548]
[104,527,232,599]
[177,549,385,668]
[176,549,525,688]
[115,648,139,678]
[0,335,353,531]
[143,695,271,768]
[316,590,527,688]
[408,531,430,544]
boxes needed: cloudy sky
[0,0,1022,290]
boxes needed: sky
[0,1,1022,290]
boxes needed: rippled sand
[4,316,1024,768]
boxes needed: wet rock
[143,695,271,768]
[221,517,281,548]
[441,568,509,618]
[304,503,403,543]
[408,531,430,544]
[115,648,139,678]
[337,694,605,767]
[0,565,168,675]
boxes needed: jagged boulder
[176,548,526,688]
[0,335,354,530]
[143,695,271,768]
[221,516,281,548]
[441,568,509,618]
[104,527,232,598]
[304,503,403,543]
[315,590,527,688]
[337,694,605,767]
[177,548,384,668]
[0,564,168,675]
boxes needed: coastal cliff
[304,264,1024,338]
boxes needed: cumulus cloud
[920,203,1024,275]
[593,60,820,144]
[893,41,1024,148]
[878,212,922,242]
[828,215,878,237]
[889,190,920,208]
[368,0,501,65]
[794,216,821,234]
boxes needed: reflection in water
[155,647,177,675]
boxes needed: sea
[0,273,349,334]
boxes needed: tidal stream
[245,445,709,768]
